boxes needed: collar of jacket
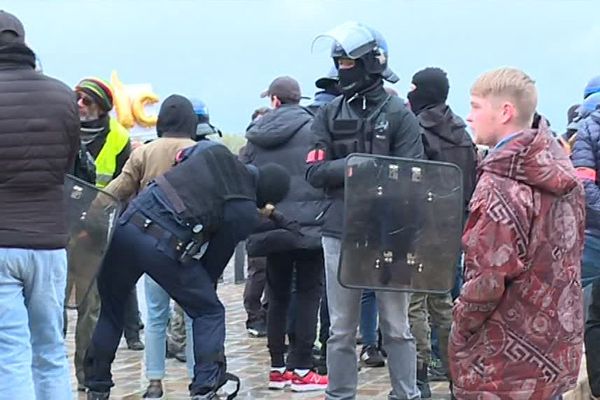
[345,78,387,110]
[0,43,36,70]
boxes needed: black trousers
[243,256,267,326]
[266,249,323,369]
[586,279,600,396]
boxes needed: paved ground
[66,265,452,400]
[66,263,590,400]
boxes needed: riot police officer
[190,98,223,141]
[306,21,423,400]
[84,140,290,400]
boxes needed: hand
[258,203,275,218]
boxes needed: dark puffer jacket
[571,110,600,235]
[242,104,328,256]
[0,43,80,249]
[418,104,478,211]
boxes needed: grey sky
[5,0,600,135]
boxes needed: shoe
[190,393,218,400]
[428,357,448,382]
[143,380,164,399]
[127,338,145,351]
[246,321,266,337]
[290,370,328,392]
[87,391,109,400]
[417,363,432,399]
[360,345,385,368]
[268,370,293,390]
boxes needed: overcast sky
[5,0,600,135]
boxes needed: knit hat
[75,77,114,113]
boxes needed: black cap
[0,11,24,42]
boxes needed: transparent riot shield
[339,154,464,293]
[64,175,121,308]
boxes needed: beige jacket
[104,137,196,201]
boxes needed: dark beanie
[407,67,449,115]
[255,163,290,207]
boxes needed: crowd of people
[1,8,599,400]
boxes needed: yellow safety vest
[95,118,130,188]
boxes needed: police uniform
[84,141,260,399]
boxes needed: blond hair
[471,67,538,127]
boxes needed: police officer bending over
[84,140,290,400]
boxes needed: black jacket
[417,104,478,210]
[0,43,80,249]
[242,104,328,255]
[306,82,424,238]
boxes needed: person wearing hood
[0,11,79,399]
[571,79,600,397]
[406,67,477,398]
[242,75,329,391]
[99,94,197,398]
[449,67,585,399]
[306,22,423,400]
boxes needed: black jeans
[243,256,267,326]
[266,249,323,369]
[586,279,600,396]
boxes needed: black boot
[417,363,431,399]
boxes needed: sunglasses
[77,95,93,107]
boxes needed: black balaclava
[337,59,376,96]
[156,94,197,138]
[407,67,449,115]
[255,163,290,208]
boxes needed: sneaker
[290,371,328,392]
[246,321,267,338]
[268,370,293,390]
[143,380,164,399]
[360,345,385,368]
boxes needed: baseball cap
[260,76,309,103]
[0,11,25,42]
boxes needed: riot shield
[339,154,463,293]
[64,174,121,308]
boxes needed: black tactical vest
[156,140,256,234]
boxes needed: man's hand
[258,203,275,218]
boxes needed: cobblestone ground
[66,264,588,400]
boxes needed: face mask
[338,62,370,96]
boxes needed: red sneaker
[268,370,293,390]
[291,370,328,392]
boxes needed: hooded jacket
[571,110,600,235]
[242,104,328,255]
[417,104,478,210]
[103,95,196,201]
[449,125,586,399]
[0,42,80,249]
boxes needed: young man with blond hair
[449,67,586,399]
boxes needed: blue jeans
[360,290,378,347]
[145,275,194,380]
[582,232,600,288]
[0,248,71,400]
